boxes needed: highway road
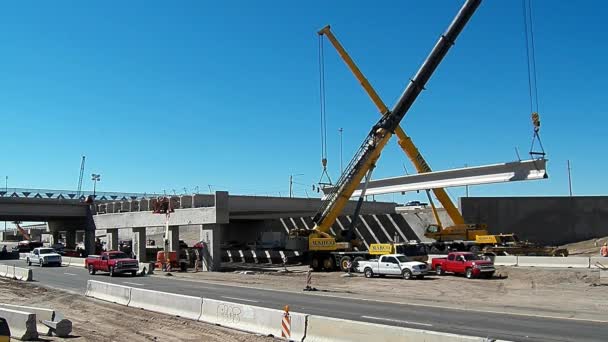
[2,259,606,342]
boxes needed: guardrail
[428,254,606,269]
[85,280,509,342]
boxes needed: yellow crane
[317,23,565,257]
[290,0,482,270]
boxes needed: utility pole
[338,128,344,173]
[289,174,303,198]
[567,160,573,196]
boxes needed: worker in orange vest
[601,242,608,257]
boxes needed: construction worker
[601,242,608,257]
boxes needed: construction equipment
[289,0,482,271]
[14,222,31,241]
[319,14,559,257]
[77,156,86,198]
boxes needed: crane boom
[318,26,465,226]
[312,0,481,235]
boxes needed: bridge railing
[0,188,162,201]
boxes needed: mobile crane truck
[288,0,482,271]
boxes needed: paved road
[2,260,606,342]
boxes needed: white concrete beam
[323,159,548,198]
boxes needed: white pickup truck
[26,247,62,267]
[356,254,428,280]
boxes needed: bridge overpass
[0,188,399,271]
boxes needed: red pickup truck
[431,252,495,279]
[85,251,139,277]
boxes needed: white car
[356,254,428,280]
[26,247,62,267]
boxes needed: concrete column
[168,226,180,253]
[214,191,230,224]
[84,229,96,255]
[200,224,223,271]
[132,227,147,262]
[65,230,76,249]
[50,231,60,245]
[106,228,119,251]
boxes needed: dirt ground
[561,236,608,257]
[164,264,608,321]
[0,278,278,342]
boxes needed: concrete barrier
[4,266,14,279]
[128,288,202,320]
[61,257,71,267]
[304,315,491,342]
[0,317,9,342]
[0,304,54,335]
[0,265,7,277]
[494,256,518,266]
[199,299,307,341]
[68,257,86,267]
[13,267,32,281]
[138,262,154,275]
[85,280,132,306]
[0,307,39,340]
[19,253,27,261]
[590,257,608,269]
[517,256,590,268]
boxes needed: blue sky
[1,1,606,203]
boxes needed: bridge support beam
[106,228,119,251]
[132,227,147,262]
[200,224,223,271]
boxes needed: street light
[289,174,304,198]
[91,174,101,198]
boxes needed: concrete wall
[461,196,608,245]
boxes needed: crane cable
[522,0,545,158]
[317,35,333,188]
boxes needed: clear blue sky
[1,1,606,203]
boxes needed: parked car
[356,254,429,280]
[431,252,495,279]
[405,201,428,207]
[85,251,139,277]
[26,247,62,267]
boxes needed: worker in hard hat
[601,242,608,257]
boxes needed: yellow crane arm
[318,25,465,226]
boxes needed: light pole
[464,164,469,197]
[289,174,304,198]
[91,174,101,199]
[338,128,344,173]
[4,176,6,232]
[567,160,573,196]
